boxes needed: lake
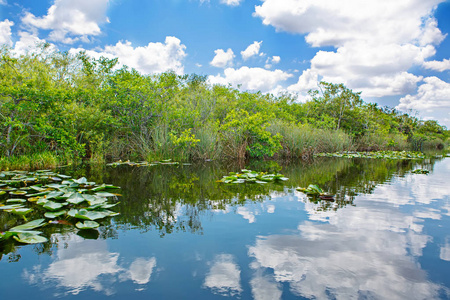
[1,157,450,299]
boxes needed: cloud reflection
[22,234,156,295]
[204,254,242,296]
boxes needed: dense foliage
[0,45,448,168]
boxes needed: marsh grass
[0,151,58,170]
[268,122,354,159]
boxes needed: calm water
[1,157,450,299]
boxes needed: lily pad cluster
[411,169,430,174]
[107,159,180,167]
[297,184,335,201]
[0,170,120,244]
[314,151,425,160]
[218,169,288,184]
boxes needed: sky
[1,0,450,127]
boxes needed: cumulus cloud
[208,66,292,93]
[22,0,110,44]
[204,254,242,296]
[397,77,450,113]
[210,48,234,68]
[14,30,58,56]
[423,58,450,71]
[23,234,157,295]
[70,36,187,75]
[0,19,14,46]
[254,0,447,98]
[220,0,242,6]
[241,41,262,60]
[265,55,281,69]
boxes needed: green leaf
[13,232,48,244]
[6,198,27,203]
[76,221,100,229]
[95,192,117,197]
[67,193,86,204]
[11,208,33,216]
[43,201,65,211]
[73,209,109,220]
[44,210,67,219]
[10,219,46,231]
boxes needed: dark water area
[1,157,450,299]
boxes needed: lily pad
[43,201,65,211]
[10,219,46,231]
[75,221,100,229]
[44,210,67,219]
[67,193,86,204]
[13,232,48,244]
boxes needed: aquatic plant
[217,169,288,184]
[411,169,430,174]
[0,170,120,244]
[314,151,425,159]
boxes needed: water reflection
[204,254,242,297]
[22,234,156,295]
[248,161,450,299]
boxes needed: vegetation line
[0,45,448,170]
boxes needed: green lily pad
[67,193,86,204]
[10,219,46,231]
[10,208,33,216]
[44,210,67,219]
[13,232,48,244]
[43,201,65,211]
[73,209,109,220]
[9,190,27,195]
[76,220,100,229]
[6,198,27,203]
[0,204,24,210]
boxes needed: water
[1,157,450,299]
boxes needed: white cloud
[208,66,292,93]
[22,0,110,44]
[255,0,447,99]
[241,41,262,60]
[250,274,282,300]
[423,58,450,71]
[220,0,242,6]
[237,206,256,223]
[210,48,234,68]
[23,234,157,295]
[128,257,157,285]
[70,36,187,75]
[265,56,281,69]
[440,238,450,261]
[0,19,14,46]
[397,77,450,113]
[204,254,242,297]
[271,56,280,64]
[14,30,57,56]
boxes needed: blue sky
[1,0,450,126]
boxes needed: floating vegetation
[297,184,335,201]
[107,159,179,167]
[0,170,120,244]
[411,169,430,174]
[217,169,288,184]
[314,151,425,160]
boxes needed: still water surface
[1,157,450,299]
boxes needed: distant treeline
[0,44,448,168]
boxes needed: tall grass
[0,151,58,170]
[192,124,223,160]
[355,133,408,151]
[268,121,354,159]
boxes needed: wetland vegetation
[0,45,448,170]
